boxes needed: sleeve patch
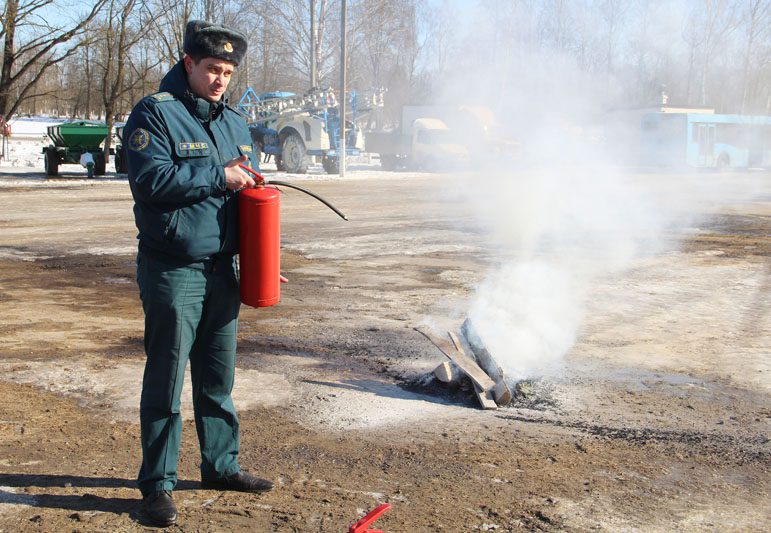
[239,145,252,152]
[129,128,151,151]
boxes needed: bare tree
[4,0,771,125]
[683,0,739,106]
[629,0,653,105]
[142,0,198,68]
[599,0,630,75]
[0,0,108,121]
[537,0,575,54]
[253,0,338,90]
[348,0,415,87]
[95,0,147,164]
[738,0,771,112]
[124,39,165,108]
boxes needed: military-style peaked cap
[183,20,247,66]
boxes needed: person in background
[79,152,95,177]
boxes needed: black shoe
[142,490,177,527]
[201,470,274,493]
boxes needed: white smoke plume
[464,161,672,380]
[426,9,699,380]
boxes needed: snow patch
[296,378,462,430]
[0,359,293,422]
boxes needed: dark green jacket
[125,60,259,263]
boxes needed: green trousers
[136,251,241,496]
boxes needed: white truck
[365,105,513,171]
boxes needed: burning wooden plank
[432,361,456,383]
[461,318,512,406]
[415,325,499,409]
[472,385,498,410]
[448,331,498,409]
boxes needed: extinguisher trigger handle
[238,163,265,186]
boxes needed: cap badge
[223,42,233,53]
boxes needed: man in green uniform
[124,20,273,527]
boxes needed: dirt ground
[0,164,768,532]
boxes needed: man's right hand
[224,154,255,190]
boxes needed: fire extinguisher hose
[238,163,348,221]
[266,180,348,221]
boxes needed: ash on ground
[405,372,561,411]
[402,373,480,408]
[508,378,559,411]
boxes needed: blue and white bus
[640,112,771,168]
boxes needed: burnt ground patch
[496,412,770,464]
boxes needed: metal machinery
[236,87,383,174]
[42,121,112,177]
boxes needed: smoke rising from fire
[426,9,702,381]
[462,161,672,381]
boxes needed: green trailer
[42,121,111,177]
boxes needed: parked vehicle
[237,88,379,174]
[42,121,112,177]
[365,105,515,171]
[640,112,771,168]
[367,116,468,170]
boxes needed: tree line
[1,0,770,135]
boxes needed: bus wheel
[717,153,730,168]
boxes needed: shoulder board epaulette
[149,92,176,102]
[226,103,249,121]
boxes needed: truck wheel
[115,148,127,173]
[322,155,339,174]
[380,154,397,171]
[249,128,262,146]
[44,150,59,176]
[281,131,308,174]
[254,144,262,167]
[94,154,106,176]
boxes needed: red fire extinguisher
[239,185,281,307]
[237,164,347,308]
